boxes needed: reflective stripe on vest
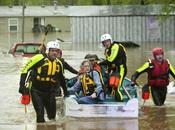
[36,58,62,82]
[56,58,64,74]
[22,54,44,74]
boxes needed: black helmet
[84,54,92,59]
[84,54,99,61]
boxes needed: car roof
[14,42,42,45]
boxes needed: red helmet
[152,48,164,57]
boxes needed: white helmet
[46,40,60,53]
[100,33,112,43]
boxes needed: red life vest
[93,64,102,73]
[148,59,169,87]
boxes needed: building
[0,5,175,50]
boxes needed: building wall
[0,16,70,33]
[0,17,33,33]
[0,17,8,33]
[71,16,175,50]
[46,16,70,32]
[1,6,175,51]
[24,17,34,33]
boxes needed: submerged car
[9,42,45,57]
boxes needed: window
[15,44,41,54]
[8,18,18,32]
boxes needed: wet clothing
[19,54,66,122]
[131,59,175,106]
[100,42,127,101]
[31,88,56,122]
[148,59,169,87]
[68,70,104,104]
[151,85,167,106]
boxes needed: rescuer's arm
[19,54,44,94]
[131,61,150,85]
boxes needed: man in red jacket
[131,47,175,106]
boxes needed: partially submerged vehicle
[9,42,45,57]
[65,78,138,118]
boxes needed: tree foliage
[0,0,174,15]
[0,0,175,6]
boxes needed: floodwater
[0,32,175,130]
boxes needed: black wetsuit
[19,54,66,122]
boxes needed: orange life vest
[93,64,102,73]
[109,73,120,89]
[148,59,169,87]
[93,64,106,92]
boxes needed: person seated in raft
[68,60,105,104]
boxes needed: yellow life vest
[81,74,96,96]
[36,58,63,83]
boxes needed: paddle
[114,41,140,48]
[38,30,48,54]
[132,82,147,109]
[42,30,48,44]
[167,81,175,94]
[57,38,64,42]
[122,84,132,100]
[20,70,32,115]
[122,83,138,111]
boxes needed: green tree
[14,0,20,5]
[0,0,175,9]
[0,0,12,5]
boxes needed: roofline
[0,5,175,17]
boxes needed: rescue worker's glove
[20,87,30,105]
[142,84,150,100]
[21,94,30,105]
[131,72,140,87]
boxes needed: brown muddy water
[0,32,175,130]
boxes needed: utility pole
[53,0,58,14]
[22,0,25,43]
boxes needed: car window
[26,45,40,53]
[16,45,25,53]
[15,44,41,54]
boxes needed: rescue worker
[131,47,175,106]
[39,39,78,75]
[68,60,105,104]
[99,33,127,101]
[19,40,67,123]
